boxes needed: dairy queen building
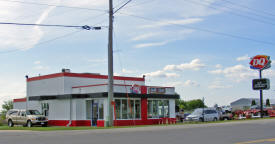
[13,69,179,127]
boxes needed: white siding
[13,102,26,109]
[48,100,70,120]
[27,77,64,97]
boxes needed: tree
[251,99,256,106]
[186,99,206,110]
[1,100,13,120]
[176,99,207,111]
[266,99,271,107]
[175,99,187,112]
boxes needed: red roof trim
[72,84,134,88]
[27,72,145,82]
[13,98,26,103]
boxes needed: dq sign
[250,55,271,70]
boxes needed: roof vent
[62,68,71,73]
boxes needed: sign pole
[259,70,263,118]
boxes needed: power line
[126,0,157,8]
[222,0,275,18]
[183,0,275,26]
[0,22,102,30]
[119,13,275,46]
[0,15,109,54]
[204,0,275,22]
[0,0,107,12]
[114,0,133,14]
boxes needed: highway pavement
[1,119,275,144]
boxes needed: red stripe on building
[27,72,145,82]
[13,98,27,103]
[72,83,136,89]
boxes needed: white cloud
[208,64,258,82]
[184,80,200,87]
[144,70,180,78]
[164,59,206,71]
[236,55,250,61]
[122,68,136,74]
[134,41,168,48]
[34,65,50,70]
[131,32,160,41]
[215,64,222,69]
[0,77,25,111]
[208,80,233,89]
[0,0,60,51]
[34,61,41,65]
[166,81,184,87]
[133,29,194,48]
[141,18,203,28]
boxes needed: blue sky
[0,0,274,109]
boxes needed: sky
[0,0,274,110]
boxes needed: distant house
[230,98,275,111]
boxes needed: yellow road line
[235,138,275,144]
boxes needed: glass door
[92,101,98,126]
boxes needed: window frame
[114,98,141,120]
[147,99,170,119]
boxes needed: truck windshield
[26,110,41,115]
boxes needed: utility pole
[107,0,114,127]
[202,97,205,122]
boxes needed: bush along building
[13,70,179,127]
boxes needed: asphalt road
[1,119,275,144]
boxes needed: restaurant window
[147,100,153,118]
[41,103,49,116]
[147,100,170,118]
[114,99,141,120]
[86,99,104,120]
[135,100,141,119]
[115,99,121,119]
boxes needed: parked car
[186,108,219,122]
[6,109,48,127]
[220,111,233,120]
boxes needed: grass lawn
[0,117,274,131]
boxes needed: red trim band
[13,98,27,103]
[27,72,145,82]
[72,83,136,88]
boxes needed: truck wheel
[27,120,32,128]
[224,117,229,121]
[199,118,204,122]
[213,118,218,121]
[8,120,14,127]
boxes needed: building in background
[13,70,179,127]
[230,98,275,111]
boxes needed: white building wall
[74,99,86,120]
[27,77,64,97]
[48,100,70,120]
[169,99,175,118]
[65,77,145,94]
[13,102,26,109]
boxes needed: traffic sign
[252,78,270,90]
[250,55,271,70]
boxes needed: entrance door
[91,101,98,126]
